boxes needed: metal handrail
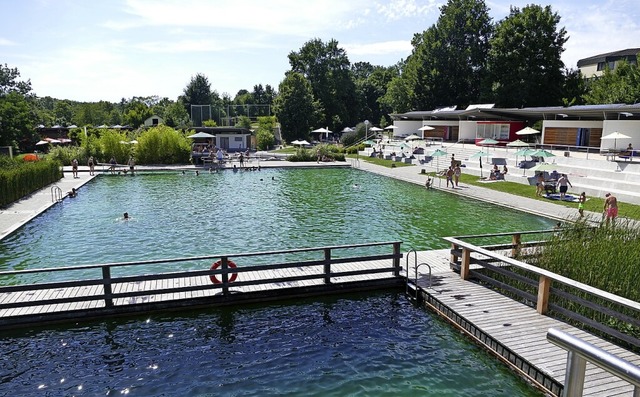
[547,328,640,397]
[50,185,62,203]
[405,249,417,296]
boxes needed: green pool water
[0,167,554,272]
[0,168,552,396]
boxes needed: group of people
[444,164,462,188]
[489,164,508,180]
[535,170,572,199]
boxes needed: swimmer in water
[123,212,129,220]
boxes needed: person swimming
[123,212,129,220]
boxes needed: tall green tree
[583,60,640,104]
[352,62,399,127]
[403,0,492,110]
[0,64,37,148]
[487,5,567,107]
[179,73,222,125]
[274,72,322,143]
[123,100,153,128]
[53,100,74,126]
[288,38,359,131]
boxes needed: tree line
[2,0,640,152]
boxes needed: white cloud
[106,0,365,37]
[375,0,440,21]
[0,38,17,46]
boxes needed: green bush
[287,145,346,162]
[48,145,87,166]
[98,130,132,164]
[287,148,316,162]
[135,125,191,164]
[0,156,62,207]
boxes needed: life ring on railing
[210,260,238,284]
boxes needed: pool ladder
[51,185,63,203]
[405,249,431,304]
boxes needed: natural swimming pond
[0,168,553,396]
[0,168,555,273]
[0,291,543,396]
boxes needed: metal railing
[547,328,640,397]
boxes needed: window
[596,62,606,71]
[234,137,243,142]
[477,123,510,140]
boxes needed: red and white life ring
[209,260,238,284]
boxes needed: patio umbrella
[404,134,421,141]
[514,148,536,172]
[384,125,398,130]
[35,140,49,145]
[368,126,384,138]
[506,139,530,147]
[530,149,555,159]
[291,140,302,146]
[341,127,354,133]
[188,132,215,139]
[515,127,541,135]
[428,149,448,172]
[470,151,492,178]
[600,131,631,150]
[312,127,332,140]
[530,163,557,172]
[478,138,498,145]
[418,125,434,131]
[298,140,310,146]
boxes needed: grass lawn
[425,171,640,220]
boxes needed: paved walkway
[354,158,597,223]
[0,159,599,242]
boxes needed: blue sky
[2,0,639,102]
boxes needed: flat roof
[391,103,640,122]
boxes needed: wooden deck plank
[415,249,640,397]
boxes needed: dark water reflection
[0,292,542,396]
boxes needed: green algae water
[0,291,543,396]
[0,168,554,271]
[0,168,552,396]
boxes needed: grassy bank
[424,171,640,221]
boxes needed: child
[578,192,586,217]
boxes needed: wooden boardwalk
[0,242,404,328]
[409,248,640,397]
[2,244,639,396]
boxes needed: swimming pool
[0,168,555,273]
[0,291,543,396]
